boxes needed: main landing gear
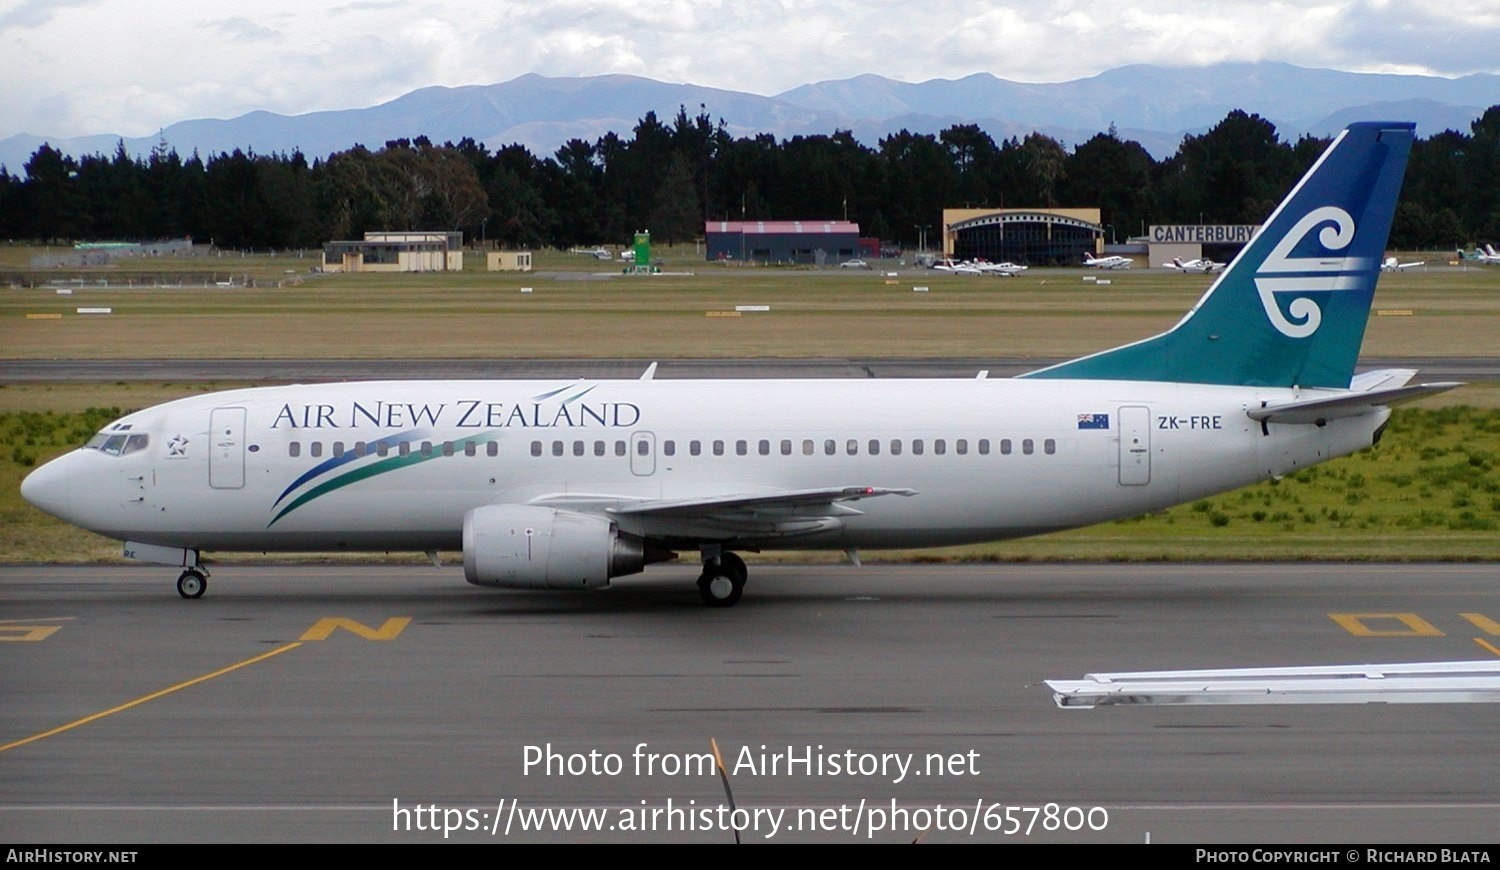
[176,567,208,599]
[697,551,747,607]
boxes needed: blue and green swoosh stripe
[268,429,499,527]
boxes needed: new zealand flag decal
[1077,413,1110,429]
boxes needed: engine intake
[463,504,645,589]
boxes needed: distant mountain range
[4,61,1495,174]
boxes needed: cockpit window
[85,431,149,456]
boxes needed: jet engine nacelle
[463,504,645,589]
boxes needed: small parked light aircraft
[1082,253,1133,270]
[1164,256,1226,273]
[974,260,1028,276]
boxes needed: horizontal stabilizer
[1248,381,1463,424]
[1047,660,1500,708]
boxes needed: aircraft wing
[1046,660,1500,708]
[1247,381,1463,425]
[527,486,918,540]
[609,486,918,516]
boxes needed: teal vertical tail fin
[1021,122,1415,388]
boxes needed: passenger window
[551,441,564,457]
[735,440,747,456]
[690,440,702,456]
[781,439,792,455]
[824,439,836,456]
[868,439,880,455]
[1022,438,1034,455]
[377,442,389,457]
[615,441,627,457]
[333,441,345,457]
[594,441,606,457]
[421,441,433,456]
[934,439,946,455]
[1000,439,1012,455]
[289,441,301,457]
[956,439,967,455]
[442,441,455,457]
[758,439,770,456]
[354,441,367,457]
[531,441,542,457]
[487,442,499,457]
[573,440,585,457]
[802,439,814,456]
[713,440,724,456]
[912,439,924,455]
[399,442,410,456]
[847,439,858,455]
[891,440,902,455]
[465,441,478,457]
[311,442,323,458]
[664,440,676,457]
[978,439,989,455]
[1044,438,1056,455]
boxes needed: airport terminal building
[322,231,464,273]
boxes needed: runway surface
[4,357,1498,383]
[3,562,1498,843]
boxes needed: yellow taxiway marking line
[1474,638,1500,658]
[0,642,303,754]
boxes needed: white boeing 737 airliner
[22,122,1458,606]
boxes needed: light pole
[915,224,930,253]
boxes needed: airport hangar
[703,220,865,265]
[941,207,1260,266]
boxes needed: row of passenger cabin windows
[530,437,1058,458]
[284,437,1061,460]
[287,439,499,458]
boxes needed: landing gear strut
[176,567,208,599]
[697,551,747,607]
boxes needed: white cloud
[0,0,1495,139]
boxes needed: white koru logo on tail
[1254,206,1372,338]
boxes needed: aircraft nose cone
[20,455,72,520]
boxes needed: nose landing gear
[177,567,208,599]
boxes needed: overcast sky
[3,0,1496,141]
